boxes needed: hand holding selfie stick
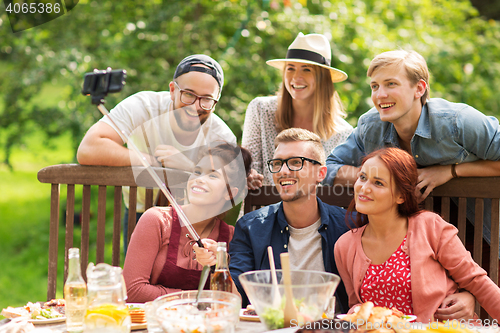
[82,68,204,248]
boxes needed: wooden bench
[244,179,500,317]
[38,164,499,316]
[37,164,189,301]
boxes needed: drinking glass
[145,302,162,333]
[324,296,336,319]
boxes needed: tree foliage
[1,0,500,168]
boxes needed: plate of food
[29,316,66,325]
[239,305,260,322]
[337,301,416,326]
[1,299,66,325]
[263,328,298,333]
[337,314,417,323]
[127,303,148,330]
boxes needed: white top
[241,96,353,185]
[288,218,325,273]
[100,91,236,211]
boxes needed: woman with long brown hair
[242,32,352,188]
[123,144,251,302]
[334,147,500,322]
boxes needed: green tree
[1,0,500,168]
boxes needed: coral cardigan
[334,211,500,322]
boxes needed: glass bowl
[152,290,241,333]
[239,269,340,330]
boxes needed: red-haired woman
[334,147,500,322]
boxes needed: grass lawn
[0,132,75,313]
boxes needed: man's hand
[247,168,263,190]
[155,145,195,172]
[333,165,360,186]
[193,239,218,267]
[416,165,454,202]
[434,291,476,321]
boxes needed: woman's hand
[434,290,476,321]
[193,239,218,267]
[247,168,264,190]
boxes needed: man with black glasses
[77,54,236,252]
[227,128,351,312]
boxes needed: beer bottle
[210,242,233,292]
[64,248,87,333]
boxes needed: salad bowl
[239,270,340,330]
[152,290,241,333]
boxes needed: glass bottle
[210,242,233,292]
[64,248,87,333]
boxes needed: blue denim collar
[414,103,432,139]
[383,103,431,146]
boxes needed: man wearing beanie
[77,54,236,252]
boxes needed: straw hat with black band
[266,32,348,83]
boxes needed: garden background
[2,0,500,312]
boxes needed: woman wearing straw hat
[242,32,353,188]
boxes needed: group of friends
[76,32,500,322]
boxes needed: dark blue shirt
[229,197,352,312]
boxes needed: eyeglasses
[267,156,321,173]
[173,81,218,111]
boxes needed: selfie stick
[95,103,204,248]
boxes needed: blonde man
[326,50,500,199]
[326,50,500,320]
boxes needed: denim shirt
[228,198,351,312]
[324,98,500,185]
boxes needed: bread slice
[356,301,374,321]
[1,306,30,319]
